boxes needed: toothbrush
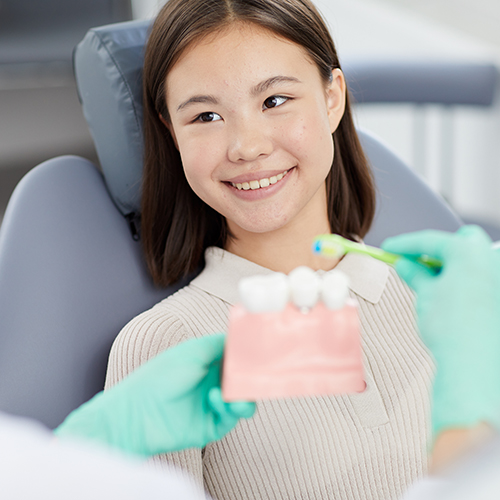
[312,234,442,271]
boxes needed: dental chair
[0,20,462,430]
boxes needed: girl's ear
[326,69,346,134]
[159,113,180,150]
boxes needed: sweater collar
[190,246,388,306]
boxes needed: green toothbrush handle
[313,234,442,271]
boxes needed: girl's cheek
[181,136,212,164]
[181,143,219,186]
[279,116,314,154]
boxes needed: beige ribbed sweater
[105,247,434,500]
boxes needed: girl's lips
[224,167,294,199]
[224,168,291,186]
[231,170,288,191]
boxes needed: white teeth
[239,267,350,314]
[239,273,289,313]
[288,266,321,310]
[231,170,288,191]
[322,270,350,310]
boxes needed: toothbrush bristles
[313,240,345,258]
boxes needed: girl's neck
[225,215,340,274]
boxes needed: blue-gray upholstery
[74,20,150,218]
[343,61,498,106]
[359,129,461,246]
[0,19,462,429]
[0,156,188,429]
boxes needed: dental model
[222,267,365,401]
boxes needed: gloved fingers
[208,387,255,421]
[453,226,499,272]
[179,333,226,365]
[226,401,257,419]
[394,256,435,291]
[149,333,227,375]
[455,224,491,241]
[206,387,242,437]
[382,229,454,261]
[383,225,493,263]
[118,334,227,399]
[207,387,231,415]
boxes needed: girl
[105,0,434,498]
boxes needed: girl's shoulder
[353,262,415,321]
[383,265,416,310]
[105,282,231,387]
[124,281,231,346]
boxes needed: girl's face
[165,23,345,239]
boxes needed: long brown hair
[142,0,375,286]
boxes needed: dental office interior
[1,0,500,498]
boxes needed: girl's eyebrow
[177,95,218,112]
[176,76,301,113]
[251,75,301,96]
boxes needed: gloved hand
[54,333,256,457]
[382,225,500,438]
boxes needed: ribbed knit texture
[105,250,434,500]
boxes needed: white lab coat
[402,437,500,500]
[0,412,206,499]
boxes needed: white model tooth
[242,182,250,190]
[276,173,283,181]
[249,180,260,190]
[322,270,350,310]
[238,273,289,313]
[288,266,320,310]
[259,178,270,188]
[236,183,242,190]
[269,176,278,184]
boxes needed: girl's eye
[263,95,288,110]
[196,112,222,123]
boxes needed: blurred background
[1,0,500,235]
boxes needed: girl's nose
[227,119,273,163]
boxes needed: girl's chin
[226,216,293,237]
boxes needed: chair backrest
[0,156,189,429]
[360,128,462,246]
[0,19,462,430]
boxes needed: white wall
[314,0,500,226]
[130,0,166,20]
[381,0,500,48]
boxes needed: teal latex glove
[54,333,256,457]
[382,225,500,438]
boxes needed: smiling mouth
[230,169,290,191]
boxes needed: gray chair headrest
[74,20,151,218]
[344,60,498,106]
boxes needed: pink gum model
[222,299,365,401]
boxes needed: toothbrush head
[312,235,348,258]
